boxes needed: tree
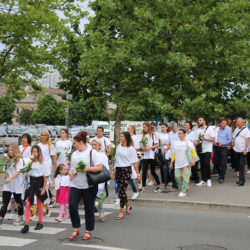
[55,0,249,143]
[0,96,15,124]
[0,0,85,99]
[31,95,66,125]
[19,108,33,125]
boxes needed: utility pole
[65,94,72,131]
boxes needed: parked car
[0,127,6,137]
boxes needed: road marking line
[0,236,37,247]
[1,224,66,234]
[63,242,132,250]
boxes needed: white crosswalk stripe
[0,197,118,247]
[0,236,37,247]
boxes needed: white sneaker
[131,192,139,200]
[178,192,187,197]
[147,181,154,186]
[246,170,250,174]
[207,179,212,187]
[196,181,206,187]
[114,198,120,206]
[13,216,24,226]
[5,213,15,220]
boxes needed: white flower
[3,153,8,158]
[28,159,32,164]
[111,144,116,149]
[83,160,88,165]
[30,155,35,160]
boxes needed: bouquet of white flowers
[75,160,87,175]
[141,136,148,146]
[56,150,62,158]
[0,153,8,173]
[20,155,34,174]
[65,150,72,161]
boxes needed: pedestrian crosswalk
[0,199,119,248]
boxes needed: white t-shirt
[185,130,198,145]
[91,136,111,152]
[172,140,195,169]
[19,145,31,160]
[54,175,70,190]
[132,135,140,150]
[159,132,170,160]
[38,143,56,170]
[3,159,24,194]
[70,148,102,189]
[143,134,159,159]
[29,161,51,178]
[55,139,72,165]
[168,131,179,155]
[115,145,138,167]
[196,126,215,153]
[233,127,250,153]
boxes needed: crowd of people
[0,117,249,240]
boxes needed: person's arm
[4,170,20,184]
[85,163,102,173]
[41,176,48,196]
[243,137,249,155]
[133,162,141,183]
[69,169,74,181]
[169,153,175,169]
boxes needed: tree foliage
[54,0,249,142]
[0,0,85,99]
[31,95,66,125]
[18,108,33,125]
[0,96,15,124]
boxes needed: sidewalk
[107,167,250,213]
[1,167,250,213]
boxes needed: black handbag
[86,150,111,186]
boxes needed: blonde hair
[40,130,51,148]
[91,138,103,152]
[128,125,136,135]
[8,144,21,167]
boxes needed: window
[16,108,20,114]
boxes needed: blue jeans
[129,179,137,193]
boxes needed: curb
[129,198,250,213]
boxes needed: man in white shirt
[232,117,250,186]
[184,121,199,183]
[92,126,111,154]
[167,121,179,190]
[196,117,215,187]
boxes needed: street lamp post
[65,94,72,132]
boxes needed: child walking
[54,164,70,222]
[0,144,24,226]
[21,145,50,233]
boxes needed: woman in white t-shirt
[0,144,24,226]
[91,138,109,222]
[68,131,102,241]
[140,122,162,193]
[19,133,32,160]
[170,129,196,197]
[38,130,56,209]
[115,132,141,220]
[55,129,72,167]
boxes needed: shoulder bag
[86,150,111,186]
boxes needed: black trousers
[142,159,160,187]
[0,191,23,218]
[213,147,228,180]
[160,159,170,188]
[191,161,200,183]
[198,152,211,182]
[233,150,246,184]
[69,186,98,231]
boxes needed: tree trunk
[114,105,122,145]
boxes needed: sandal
[83,231,91,240]
[99,212,105,222]
[125,205,132,215]
[116,213,124,220]
[68,230,80,240]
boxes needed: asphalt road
[0,203,249,250]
